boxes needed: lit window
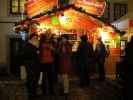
[10,0,26,14]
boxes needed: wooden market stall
[14,0,121,79]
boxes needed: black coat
[21,42,40,71]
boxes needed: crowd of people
[17,30,109,100]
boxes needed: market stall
[13,0,122,78]
[13,0,120,48]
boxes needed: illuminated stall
[14,0,122,77]
[22,0,120,48]
[25,0,58,18]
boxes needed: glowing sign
[25,0,58,18]
[74,0,106,17]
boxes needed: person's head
[80,35,88,41]
[29,33,39,47]
[29,33,38,41]
[97,36,102,41]
[106,45,110,48]
[40,33,47,42]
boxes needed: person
[76,35,93,87]
[50,36,59,83]
[21,33,40,100]
[58,35,72,95]
[95,36,107,81]
[39,34,55,95]
[106,45,110,57]
[122,36,133,100]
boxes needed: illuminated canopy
[25,0,58,18]
[74,0,106,17]
[35,8,101,32]
[33,8,116,38]
[25,0,106,18]
[23,0,119,42]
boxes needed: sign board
[25,0,58,18]
[74,0,106,17]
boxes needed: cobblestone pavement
[0,76,124,100]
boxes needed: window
[102,2,110,22]
[10,0,26,14]
[113,3,128,21]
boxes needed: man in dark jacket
[77,35,94,87]
[22,33,40,99]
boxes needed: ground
[0,75,124,100]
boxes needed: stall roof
[34,7,115,34]
[111,13,133,31]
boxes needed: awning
[111,13,129,31]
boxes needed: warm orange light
[25,0,58,18]
[34,8,102,34]
[59,14,73,29]
[74,0,106,16]
[97,26,120,43]
[98,28,110,41]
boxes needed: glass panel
[11,0,19,13]
[20,1,25,6]
[20,0,26,12]
[12,6,19,13]
[20,6,24,12]
[12,0,18,6]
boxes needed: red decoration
[31,28,37,33]
[129,19,133,28]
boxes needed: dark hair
[81,35,88,41]
[29,33,38,40]
[40,34,48,43]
